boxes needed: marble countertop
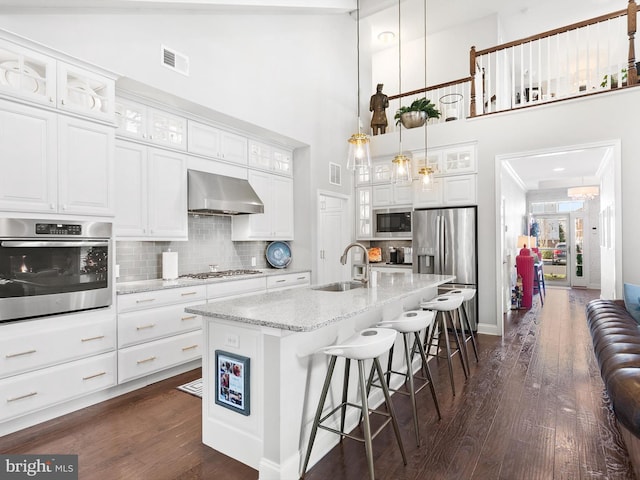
[116,268,311,295]
[185,273,454,332]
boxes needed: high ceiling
[0,0,621,191]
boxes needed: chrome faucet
[340,242,370,286]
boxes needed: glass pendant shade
[347,132,371,169]
[418,166,434,191]
[391,153,412,184]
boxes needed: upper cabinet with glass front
[57,63,115,121]
[0,33,117,122]
[0,42,55,106]
[115,97,187,150]
[248,140,292,176]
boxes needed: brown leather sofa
[586,299,640,477]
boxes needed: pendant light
[391,0,412,185]
[346,0,371,170]
[417,0,435,191]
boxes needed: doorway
[534,215,570,286]
[495,140,621,339]
[316,191,350,284]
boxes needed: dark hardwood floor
[0,288,633,479]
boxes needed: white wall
[0,12,356,274]
[369,14,499,133]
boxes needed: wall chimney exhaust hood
[188,170,264,215]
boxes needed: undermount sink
[312,281,365,292]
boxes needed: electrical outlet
[251,257,256,267]
[225,334,239,349]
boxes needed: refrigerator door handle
[435,214,441,274]
[441,213,446,273]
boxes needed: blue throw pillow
[624,283,640,324]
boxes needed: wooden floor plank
[0,288,634,480]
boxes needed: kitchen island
[185,272,454,480]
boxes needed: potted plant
[394,97,440,128]
[600,67,628,89]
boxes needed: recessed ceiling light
[378,31,395,43]
[553,167,565,172]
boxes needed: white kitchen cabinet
[413,177,444,207]
[58,115,114,216]
[231,170,293,240]
[0,100,57,213]
[117,285,206,313]
[187,120,248,164]
[371,157,392,183]
[0,41,56,107]
[248,140,292,176]
[0,308,116,380]
[115,97,187,150]
[411,144,476,176]
[443,174,477,205]
[443,145,476,174]
[57,62,115,122]
[116,285,206,384]
[413,174,476,207]
[0,36,115,123]
[0,351,117,422]
[266,272,310,291]
[0,99,114,216]
[372,183,412,207]
[117,330,202,384]
[355,186,373,240]
[114,140,187,240]
[207,277,266,301]
[0,307,117,423]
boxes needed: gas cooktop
[179,269,262,280]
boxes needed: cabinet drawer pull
[7,391,38,402]
[83,371,107,381]
[5,349,36,358]
[297,276,307,280]
[181,315,197,321]
[276,279,286,283]
[137,356,157,364]
[135,298,156,304]
[182,344,199,352]
[81,335,105,342]
[136,324,155,331]
[181,291,198,297]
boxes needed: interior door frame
[495,139,622,338]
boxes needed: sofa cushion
[624,283,640,324]
[587,299,640,439]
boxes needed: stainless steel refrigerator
[412,206,478,330]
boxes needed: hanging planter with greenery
[394,97,441,128]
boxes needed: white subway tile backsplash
[116,215,270,282]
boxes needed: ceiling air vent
[161,45,189,76]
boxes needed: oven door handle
[0,241,109,248]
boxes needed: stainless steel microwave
[372,208,412,238]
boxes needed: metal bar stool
[448,288,479,363]
[300,328,407,480]
[371,310,442,446]
[420,294,468,396]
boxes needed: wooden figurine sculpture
[370,83,389,135]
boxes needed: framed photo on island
[214,350,250,416]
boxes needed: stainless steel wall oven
[0,219,112,323]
